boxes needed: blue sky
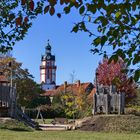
[13,9,102,85]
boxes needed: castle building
[40,41,57,90]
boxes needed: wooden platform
[39,124,75,131]
[0,107,9,109]
[0,117,13,123]
[0,107,10,117]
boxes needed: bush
[125,106,140,116]
[27,96,51,108]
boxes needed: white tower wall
[40,42,57,91]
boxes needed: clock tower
[40,40,57,90]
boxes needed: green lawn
[0,130,140,140]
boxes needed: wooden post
[21,106,25,113]
[36,108,45,124]
[121,92,125,114]
[10,87,16,118]
[93,94,96,115]
[10,87,14,117]
[118,93,121,115]
[105,94,108,115]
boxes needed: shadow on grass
[8,128,33,132]
[0,126,33,132]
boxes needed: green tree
[61,91,77,118]
[0,0,139,81]
[28,96,51,108]
[51,93,66,117]
[60,86,91,119]
[0,0,43,52]
[15,77,43,107]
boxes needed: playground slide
[16,107,39,129]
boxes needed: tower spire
[48,39,50,45]
[46,39,51,54]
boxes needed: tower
[40,40,57,90]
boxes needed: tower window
[47,69,49,79]
[47,62,50,66]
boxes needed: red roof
[43,89,58,96]
[42,81,94,97]
[57,82,92,93]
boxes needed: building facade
[40,41,57,90]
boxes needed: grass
[0,118,140,140]
[0,130,140,140]
[0,119,32,132]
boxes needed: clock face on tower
[47,55,50,59]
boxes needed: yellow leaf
[116,12,121,18]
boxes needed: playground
[0,71,140,140]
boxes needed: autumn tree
[61,91,77,118]
[75,87,92,117]
[0,0,139,81]
[96,58,136,98]
[0,55,43,107]
[0,55,32,81]
[60,84,92,118]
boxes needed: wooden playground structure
[0,74,16,117]
[93,85,125,115]
[0,72,38,128]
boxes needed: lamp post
[9,62,12,87]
